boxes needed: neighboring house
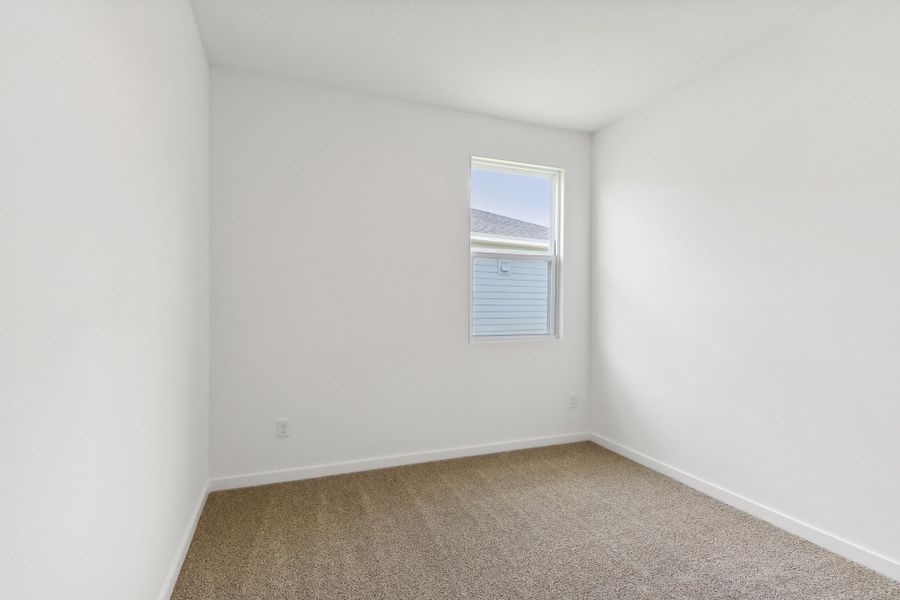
[470,208,550,252]
[470,208,553,336]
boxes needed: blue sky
[470,168,551,226]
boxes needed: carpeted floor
[172,442,900,599]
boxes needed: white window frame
[469,156,563,342]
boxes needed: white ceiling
[190,0,833,132]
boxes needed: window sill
[469,334,560,344]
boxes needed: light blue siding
[472,256,552,336]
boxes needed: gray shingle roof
[470,208,549,240]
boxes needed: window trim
[469,156,563,342]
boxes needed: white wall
[0,2,209,599]
[592,0,900,576]
[210,69,591,480]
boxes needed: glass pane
[470,166,553,252]
[472,256,551,336]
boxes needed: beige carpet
[173,442,900,599]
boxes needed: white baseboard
[209,432,590,492]
[588,432,900,583]
[158,481,209,600]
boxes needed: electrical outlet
[277,418,290,438]
[569,394,578,409]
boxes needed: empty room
[3,1,900,598]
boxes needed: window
[470,156,562,340]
